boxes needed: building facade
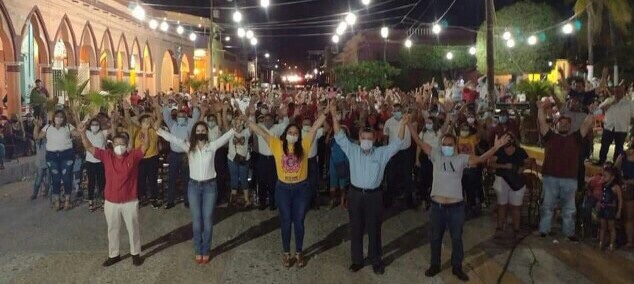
[0,0,216,116]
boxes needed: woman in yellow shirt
[245,104,329,268]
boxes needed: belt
[431,200,464,208]
[189,178,216,185]
[351,186,381,194]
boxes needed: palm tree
[54,72,102,120]
[569,0,632,79]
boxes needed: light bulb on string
[189,32,197,42]
[446,52,453,60]
[250,38,258,46]
[260,0,270,8]
[502,31,512,40]
[176,25,184,35]
[132,4,146,20]
[527,35,538,45]
[404,39,412,48]
[562,23,574,34]
[380,26,389,39]
[332,35,340,43]
[233,10,243,23]
[160,19,169,32]
[336,22,347,36]
[469,46,476,55]
[149,19,159,30]
[246,30,254,39]
[506,39,515,48]
[362,0,371,5]
[345,13,357,26]
[432,23,441,34]
[237,28,246,38]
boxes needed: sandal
[64,199,72,211]
[201,255,210,264]
[282,252,293,268]
[295,252,306,268]
[54,199,62,211]
[88,201,96,212]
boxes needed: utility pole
[209,0,214,89]
[486,0,495,108]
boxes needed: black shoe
[258,203,267,211]
[132,254,144,266]
[102,256,121,267]
[348,263,363,272]
[184,201,190,208]
[164,202,175,210]
[425,265,441,277]
[567,236,580,243]
[151,200,160,209]
[269,205,277,211]
[539,232,547,238]
[30,195,37,201]
[452,267,470,281]
[372,262,385,275]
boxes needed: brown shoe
[282,252,293,268]
[295,252,306,268]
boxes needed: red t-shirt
[130,94,141,106]
[94,148,144,203]
[542,130,581,179]
[462,88,478,104]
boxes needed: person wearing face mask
[83,118,109,211]
[245,105,328,268]
[250,108,290,211]
[34,110,80,211]
[79,123,149,267]
[489,109,520,145]
[162,97,201,209]
[333,99,409,274]
[416,117,448,210]
[301,117,324,210]
[537,101,595,243]
[227,119,252,207]
[382,104,414,208]
[156,118,237,264]
[456,123,484,217]
[409,122,510,281]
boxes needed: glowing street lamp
[446,51,453,60]
[233,10,243,23]
[237,28,246,38]
[404,39,412,48]
[332,35,340,43]
[432,23,441,34]
[260,0,270,8]
[345,13,357,26]
[380,27,389,39]
[149,19,159,30]
[189,32,197,42]
[469,46,476,55]
[132,4,145,20]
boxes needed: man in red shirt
[79,122,149,267]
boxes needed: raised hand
[493,134,511,149]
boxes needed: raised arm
[468,134,510,167]
[162,106,175,127]
[245,115,273,142]
[558,67,570,91]
[155,128,190,152]
[78,122,95,156]
[537,101,550,136]
[304,106,329,144]
[408,123,432,156]
[579,108,595,138]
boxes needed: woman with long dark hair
[245,104,329,268]
[156,119,237,264]
[83,118,108,211]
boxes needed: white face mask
[286,134,299,144]
[90,125,100,133]
[467,117,475,124]
[360,139,373,151]
[460,130,470,137]
[114,145,127,155]
[302,125,311,132]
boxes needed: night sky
[143,0,572,67]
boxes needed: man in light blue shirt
[161,96,200,209]
[331,103,407,275]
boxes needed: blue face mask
[177,117,187,126]
[499,116,508,124]
[393,111,402,120]
[441,146,455,157]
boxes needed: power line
[142,0,321,10]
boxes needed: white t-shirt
[302,128,324,159]
[419,130,440,147]
[228,128,251,161]
[85,129,109,163]
[207,126,220,142]
[44,124,75,152]
[429,147,470,201]
[383,117,410,150]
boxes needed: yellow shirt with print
[268,136,312,184]
[129,125,159,158]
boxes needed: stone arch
[19,6,50,65]
[52,14,77,68]
[78,21,97,67]
[115,33,129,81]
[142,41,154,95]
[129,37,141,90]
[99,28,115,78]
[160,49,178,92]
[180,53,191,91]
[18,6,51,111]
[0,0,16,115]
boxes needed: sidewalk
[0,156,36,186]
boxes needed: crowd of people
[18,68,634,281]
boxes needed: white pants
[493,177,526,206]
[104,200,141,258]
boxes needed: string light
[132,4,146,20]
[506,39,515,48]
[336,22,347,36]
[527,35,538,45]
[149,19,159,30]
[160,19,169,32]
[345,13,357,26]
[380,26,389,39]
[189,32,197,41]
[446,51,453,60]
[362,0,371,5]
[432,23,441,34]
[502,31,512,40]
[237,28,246,38]
[233,10,243,23]
[250,38,258,46]
[176,25,184,35]
[246,30,254,39]
[562,23,574,34]
[332,35,340,43]
[225,36,231,42]
[469,46,476,55]
[260,0,270,8]
[265,53,270,58]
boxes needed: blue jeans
[46,149,75,199]
[429,201,465,268]
[539,176,577,237]
[228,159,249,190]
[188,179,218,255]
[168,151,189,204]
[32,168,50,196]
[275,180,311,253]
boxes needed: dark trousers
[214,147,229,203]
[348,188,383,265]
[138,156,160,200]
[167,151,189,204]
[429,201,465,268]
[85,162,105,201]
[599,129,627,164]
[275,180,311,252]
[385,148,413,206]
[462,168,482,208]
[418,152,433,204]
[308,157,319,205]
[257,155,277,206]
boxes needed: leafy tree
[334,61,400,92]
[54,72,102,120]
[399,45,476,72]
[475,1,563,75]
[187,78,210,92]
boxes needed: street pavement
[1,180,633,284]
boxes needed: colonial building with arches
[0,0,215,116]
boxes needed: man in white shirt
[597,86,634,164]
[252,108,290,210]
[382,104,414,208]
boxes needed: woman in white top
[84,118,108,211]
[227,121,251,207]
[34,110,80,210]
[156,120,236,264]
[416,116,447,210]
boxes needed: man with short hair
[79,123,149,267]
[537,100,594,242]
[383,103,414,208]
[331,103,408,275]
[597,86,634,165]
